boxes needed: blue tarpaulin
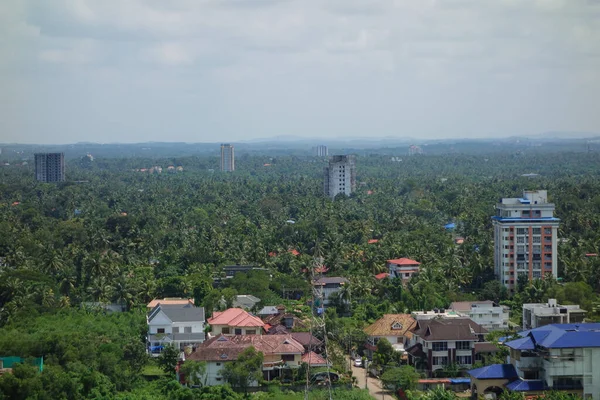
[450,378,470,384]
[150,346,163,351]
[444,223,456,230]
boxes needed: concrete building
[406,318,491,376]
[523,299,586,330]
[492,190,560,291]
[34,152,65,182]
[220,143,234,172]
[469,323,600,399]
[312,277,349,306]
[323,155,356,198]
[314,145,328,157]
[450,301,510,331]
[387,258,420,283]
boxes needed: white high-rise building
[315,145,328,157]
[323,155,356,198]
[220,144,234,172]
[492,190,560,292]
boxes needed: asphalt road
[350,360,391,400]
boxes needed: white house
[450,301,510,331]
[147,304,206,356]
[312,277,349,306]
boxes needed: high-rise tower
[492,190,559,292]
[323,155,356,199]
[34,153,65,182]
[220,144,234,172]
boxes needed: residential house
[186,334,304,385]
[469,323,600,399]
[387,258,420,282]
[412,309,461,320]
[146,298,194,311]
[363,314,416,360]
[258,306,280,317]
[262,308,306,332]
[312,277,349,306]
[232,295,261,310]
[449,301,510,331]
[406,318,491,376]
[270,330,324,353]
[147,304,206,355]
[222,265,269,279]
[208,308,265,336]
[522,299,586,330]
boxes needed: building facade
[312,277,349,306]
[522,299,586,330]
[147,304,206,355]
[220,144,234,172]
[314,145,328,157]
[34,152,65,182]
[492,190,560,291]
[387,258,421,283]
[450,301,510,331]
[323,155,356,198]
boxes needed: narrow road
[351,360,390,400]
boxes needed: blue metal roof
[468,364,518,380]
[505,379,546,391]
[505,336,535,350]
[444,223,456,229]
[515,323,600,349]
[518,198,531,204]
[450,378,470,384]
[491,216,560,222]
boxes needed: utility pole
[364,360,368,390]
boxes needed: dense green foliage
[1,150,600,398]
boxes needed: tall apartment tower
[315,145,328,157]
[323,155,356,199]
[220,144,234,172]
[34,153,65,182]
[492,190,560,292]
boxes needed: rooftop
[208,308,265,328]
[468,364,518,380]
[188,334,304,362]
[313,277,349,285]
[509,323,600,349]
[412,318,488,341]
[146,298,193,309]
[387,258,420,266]
[449,301,496,313]
[363,314,416,338]
[148,304,205,323]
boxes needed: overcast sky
[1,0,599,144]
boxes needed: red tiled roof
[208,308,265,327]
[368,239,379,244]
[586,253,598,257]
[419,379,450,384]
[374,272,389,280]
[268,252,277,257]
[289,249,300,256]
[302,351,328,366]
[387,258,420,266]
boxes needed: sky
[1,0,599,144]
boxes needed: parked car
[354,358,362,367]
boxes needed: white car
[354,358,362,367]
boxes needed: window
[432,356,448,366]
[282,354,295,362]
[246,330,256,335]
[456,341,471,350]
[216,363,221,366]
[533,271,541,278]
[457,355,472,365]
[184,326,192,333]
[544,228,552,235]
[532,228,541,234]
[432,342,448,351]
[517,228,527,235]
[235,329,242,335]
[222,327,230,334]
[533,245,541,253]
[533,236,541,243]
[517,245,525,253]
[517,237,525,244]
[157,328,165,334]
[172,327,179,333]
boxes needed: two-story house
[387,258,420,282]
[406,318,490,376]
[186,334,305,385]
[363,314,416,360]
[312,277,349,306]
[449,301,510,331]
[147,304,206,355]
[208,308,265,336]
[469,323,600,399]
